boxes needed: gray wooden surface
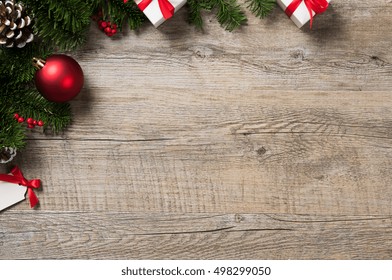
[1,0,392,259]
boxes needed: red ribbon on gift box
[137,0,175,20]
[0,166,41,208]
[285,0,329,28]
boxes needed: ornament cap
[32,57,46,70]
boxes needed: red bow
[138,0,175,20]
[285,0,329,28]
[0,166,41,208]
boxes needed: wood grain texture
[6,90,392,216]
[1,1,392,259]
[1,212,391,259]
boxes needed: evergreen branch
[187,0,247,31]
[1,82,72,134]
[215,0,247,31]
[23,0,92,50]
[246,0,276,19]
[187,0,204,29]
[0,43,52,85]
[89,0,145,30]
[0,112,26,149]
[9,87,72,133]
[113,0,146,30]
[14,89,71,133]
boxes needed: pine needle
[246,0,276,19]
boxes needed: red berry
[27,118,34,124]
[37,120,44,127]
[107,21,111,26]
[17,117,24,123]
[98,21,104,30]
[14,113,19,119]
[28,124,35,129]
[101,21,107,28]
[33,120,38,126]
[111,24,117,29]
[111,29,117,35]
[104,27,111,33]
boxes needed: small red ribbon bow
[0,166,41,208]
[285,0,329,28]
[138,0,175,20]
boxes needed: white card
[0,180,27,212]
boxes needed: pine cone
[0,0,34,48]
[0,146,17,164]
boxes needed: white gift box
[135,0,187,28]
[277,0,331,28]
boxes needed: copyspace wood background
[1,0,392,259]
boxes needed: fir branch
[14,89,71,133]
[187,0,247,31]
[1,80,72,134]
[90,0,145,30]
[113,0,145,30]
[246,0,276,19]
[215,0,247,31]
[9,87,72,133]
[187,0,205,29]
[0,43,52,85]
[0,112,26,149]
[23,0,92,51]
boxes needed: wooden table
[1,1,392,259]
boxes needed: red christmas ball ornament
[33,55,84,103]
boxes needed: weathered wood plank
[1,91,390,215]
[1,212,391,259]
[14,137,392,215]
[27,89,392,141]
[2,1,392,260]
[72,1,392,94]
